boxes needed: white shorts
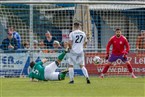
[68,52,85,66]
[44,62,59,80]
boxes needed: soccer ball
[93,56,101,64]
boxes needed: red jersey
[106,35,130,55]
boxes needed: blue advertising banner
[0,53,30,77]
[0,53,84,77]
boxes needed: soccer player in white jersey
[68,22,90,84]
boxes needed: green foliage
[0,76,144,97]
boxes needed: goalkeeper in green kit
[28,49,68,81]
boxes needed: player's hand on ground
[30,78,39,82]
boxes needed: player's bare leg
[99,62,112,78]
[125,61,137,78]
[80,65,90,84]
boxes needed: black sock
[55,61,59,66]
[58,74,61,80]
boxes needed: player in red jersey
[100,28,137,78]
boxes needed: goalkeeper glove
[123,54,127,60]
[105,53,109,60]
[122,50,128,55]
[122,51,128,60]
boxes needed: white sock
[81,66,89,78]
[101,73,104,76]
[131,72,135,76]
[69,68,74,81]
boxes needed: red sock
[126,64,133,73]
[102,64,110,74]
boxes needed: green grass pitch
[0,76,145,97]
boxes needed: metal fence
[0,1,145,77]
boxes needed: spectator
[8,26,21,49]
[33,40,41,53]
[43,31,57,49]
[1,31,18,53]
[61,41,69,50]
[23,41,30,49]
[39,40,49,53]
[50,40,62,53]
[136,30,145,51]
[61,41,69,61]
[22,41,30,52]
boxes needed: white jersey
[69,30,87,54]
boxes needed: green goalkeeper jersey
[29,61,45,81]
